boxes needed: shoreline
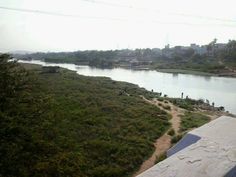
[155,68,236,78]
[155,69,216,76]
[18,61,236,115]
[19,59,236,78]
[20,62,235,116]
[133,96,235,176]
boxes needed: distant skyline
[1,0,236,52]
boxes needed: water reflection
[172,73,179,77]
[204,76,211,81]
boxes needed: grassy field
[1,59,171,177]
[180,112,210,132]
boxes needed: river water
[19,60,236,114]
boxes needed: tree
[206,38,217,56]
[0,54,29,111]
[225,40,236,61]
[0,54,79,177]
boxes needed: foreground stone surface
[138,116,236,177]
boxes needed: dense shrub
[180,112,210,132]
[155,152,167,164]
[0,57,170,177]
[163,105,171,110]
[171,134,183,144]
[167,129,175,136]
[169,98,194,111]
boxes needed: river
[19,60,236,114]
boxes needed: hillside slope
[0,55,170,177]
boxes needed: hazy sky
[1,0,236,52]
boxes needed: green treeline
[15,40,236,73]
[0,54,170,177]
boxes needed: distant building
[152,48,162,56]
[214,43,227,50]
[190,43,207,55]
[160,42,226,58]
[162,44,174,58]
[207,43,227,57]
[165,44,170,49]
[174,46,191,55]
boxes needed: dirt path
[141,96,184,134]
[132,134,171,176]
[133,97,184,176]
[134,96,233,176]
[153,98,185,134]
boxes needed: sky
[0,0,236,52]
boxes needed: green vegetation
[157,102,171,111]
[168,98,208,112]
[220,40,236,62]
[171,134,183,144]
[167,128,175,136]
[155,152,167,164]
[157,97,164,102]
[180,112,210,132]
[0,54,170,177]
[15,40,236,76]
[162,105,171,110]
[152,57,225,74]
[152,39,236,75]
[156,69,215,76]
[169,98,195,111]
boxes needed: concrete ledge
[138,116,236,177]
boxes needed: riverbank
[133,97,183,176]
[155,68,236,77]
[19,62,235,177]
[18,62,171,177]
[123,65,236,78]
[19,58,236,78]
[133,96,234,176]
[21,63,234,175]
[156,69,216,76]
[18,59,236,115]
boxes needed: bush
[171,134,183,144]
[169,98,194,111]
[180,112,210,132]
[155,152,167,164]
[0,58,170,177]
[167,129,175,136]
[163,105,171,110]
